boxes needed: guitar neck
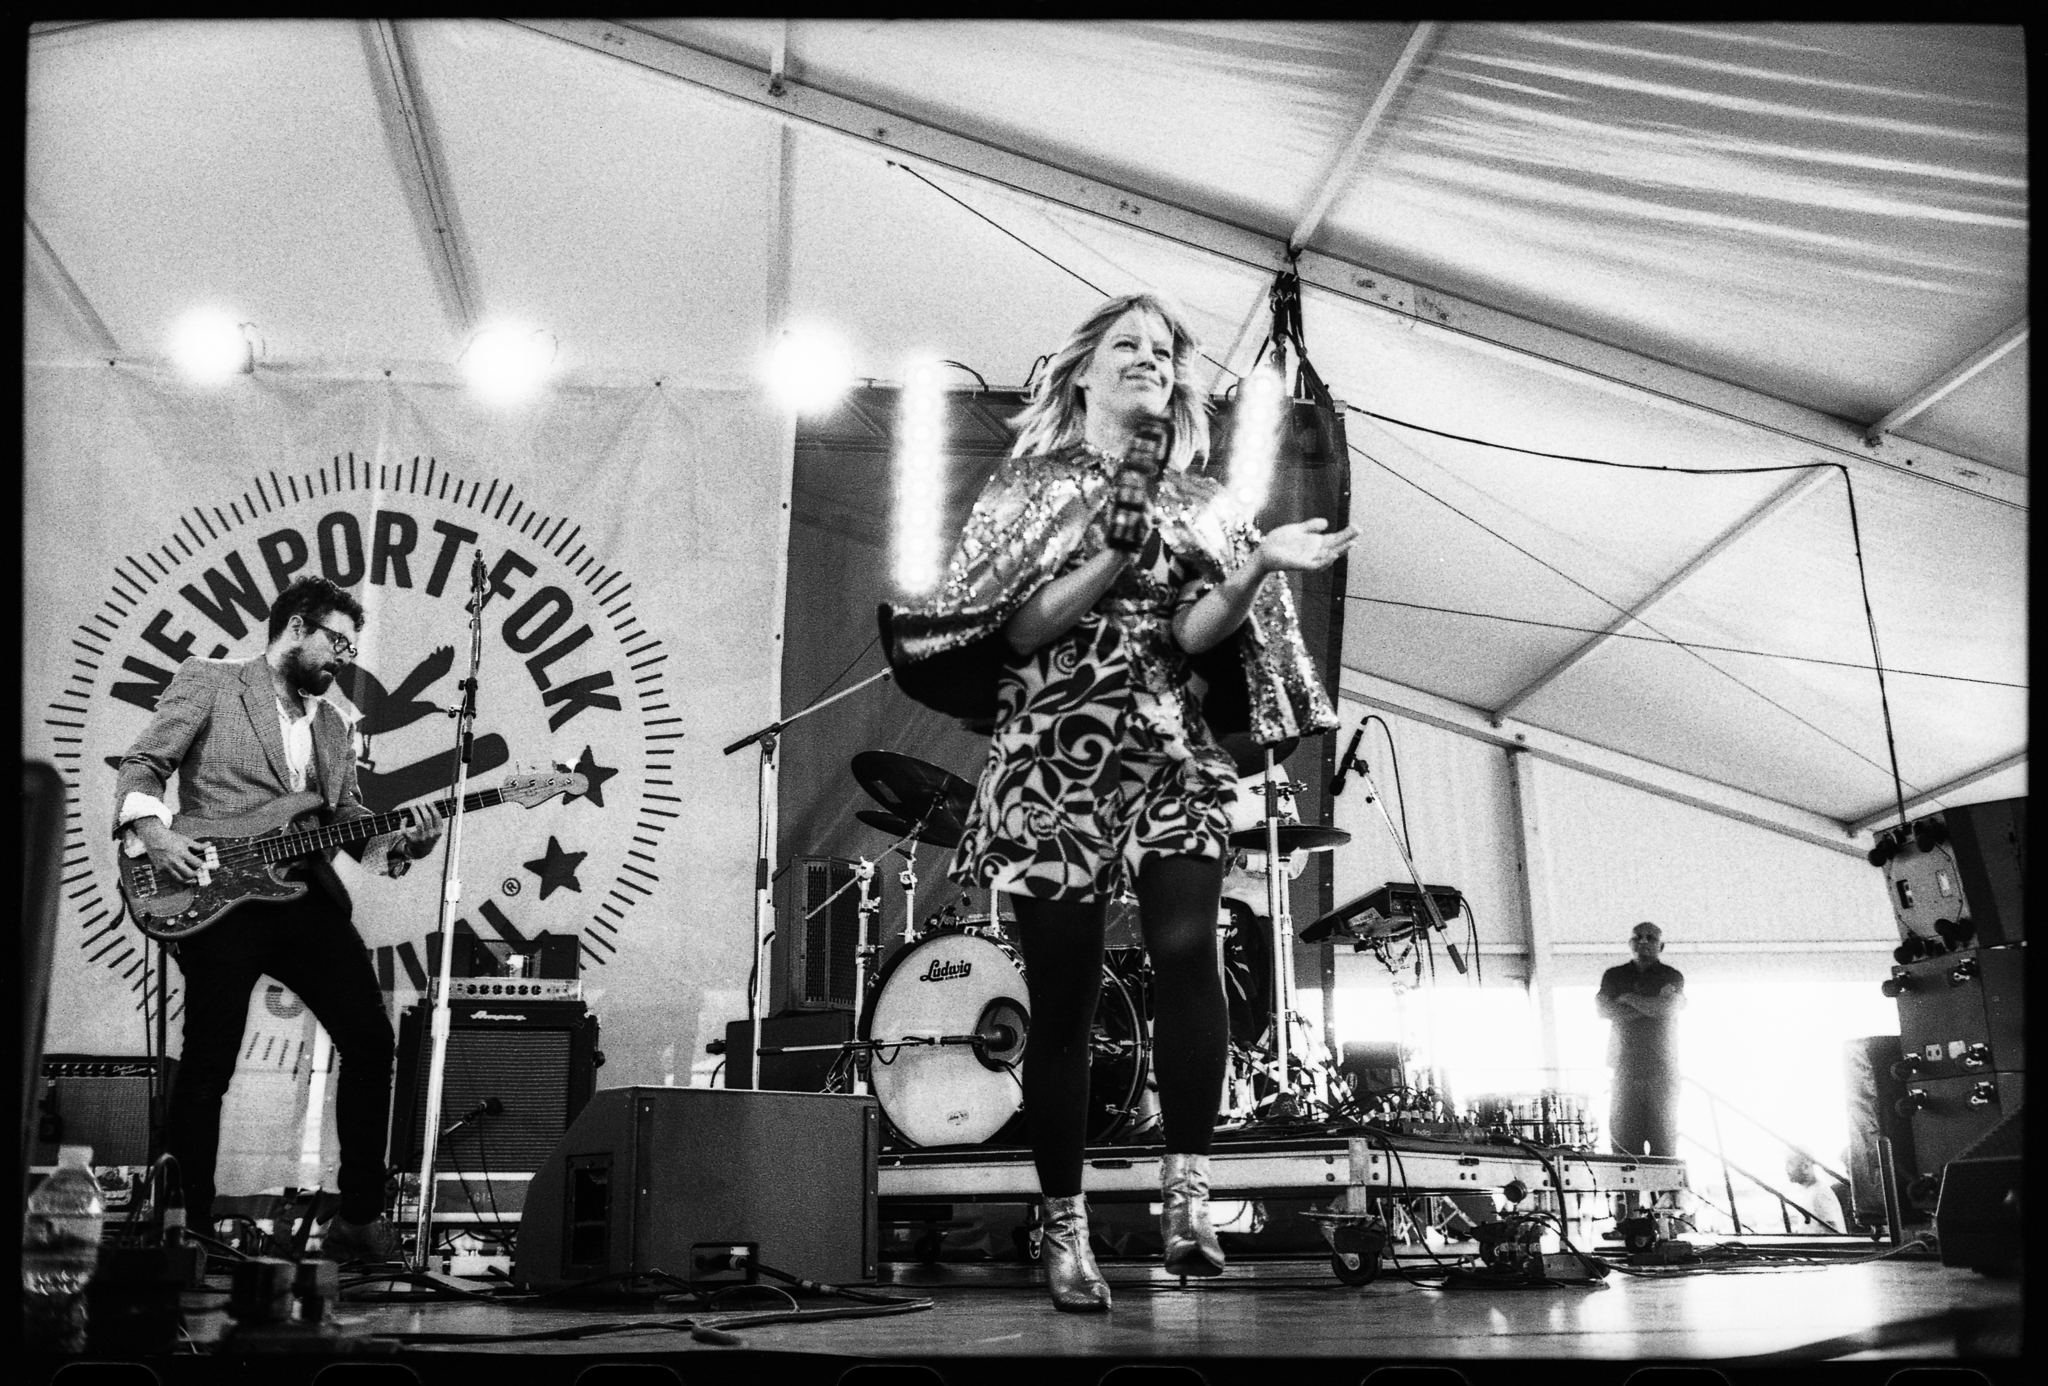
[271,787,503,858]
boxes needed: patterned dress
[951,481,1240,903]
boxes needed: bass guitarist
[115,575,443,1263]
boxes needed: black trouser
[165,890,394,1227]
[1012,855,1229,1198]
[1609,1069,1680,1158]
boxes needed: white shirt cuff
[119,793,173,857]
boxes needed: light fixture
[459,323,558,407]
[893,357,946,594]
[1228,362,1286,516]
[764,323,854,415]
[170,308,255,383]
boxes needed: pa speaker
[1934,1154,2021,1277]
[513,1087,879,1291]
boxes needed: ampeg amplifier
[442,978,584,1003]
[391,1001,601,1175]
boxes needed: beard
[287,652,335,697]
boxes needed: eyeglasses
[309,622,358,661]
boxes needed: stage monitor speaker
[513,1087,879,1291]
[32,1057,177,1168]
[726,1010,855,1093]
[770,857,863,1013]
[390,1001,600,1174]
[1934,1155,2020,1277]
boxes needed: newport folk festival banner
[24,362,786,1192]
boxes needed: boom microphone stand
[722,667,893,1091]
[409,551,490,1270]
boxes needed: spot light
[1228,363,1285,517]
[460,323,558,407]
[171,308,255,383]
[894,357,946,593]
[764,323,854,415]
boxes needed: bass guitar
[118,768,586,942]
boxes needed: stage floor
[148,1246,2020,1383]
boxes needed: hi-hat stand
[409,552,490,1270]
[722,668,893,1092]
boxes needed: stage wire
[1346,436,1927,807]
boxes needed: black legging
[1011,854,1229,1197]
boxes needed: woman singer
[883,292,1354,1312]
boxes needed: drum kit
[817,748,1359,1151]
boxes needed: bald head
[1629,922,1664,968]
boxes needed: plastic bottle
[23,1144,105,1353]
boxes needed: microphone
[1329,726,1365,795]
[467,550,490,613]
[442,1095,503,1137]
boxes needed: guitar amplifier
[390,1002,601,1175]
[33,1056,177,1167]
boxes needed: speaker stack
[1866,797,2024,1257]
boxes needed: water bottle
[1104,422,1166,552]
[24,1144,105,1353]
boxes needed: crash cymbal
[852,750,974,825]
[855,807,963,850]
[1225,823,1352,853]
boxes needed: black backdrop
[777,387,1350,997]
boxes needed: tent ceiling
[24,19,2027,841]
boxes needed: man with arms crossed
[117,576,443,1262]
[1596,920,1687,1159]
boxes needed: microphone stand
[1350,760,1466,977]
[409,552,490,1271]
[721,667,893,1091]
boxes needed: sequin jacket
[880,443,1338,746]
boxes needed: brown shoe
[320,1214,402,1265]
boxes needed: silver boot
[1040,1194,1112,1312]
[1160,1152,1226,1277]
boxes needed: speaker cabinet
[33,1056,177,1167]
[513,1087,879,1291]
[1843,1036,1921,1231]
[1935,1155,2021,1277]
[1878,796,2025,947]
[1887,943,2026,1079]
[1902,1071,2025,1181]
[771,857,864,1013]
[390,1001,600,1174]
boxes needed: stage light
[894,357,947,594]
[765,323,855,415]
[170,308,254,383]
[460,323,557,407]
[1228,364,1285,517]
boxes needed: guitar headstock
[500,767,588,807]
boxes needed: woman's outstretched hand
[1255,517,1359,575]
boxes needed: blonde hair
[1010,293,1211,470]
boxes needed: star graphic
[566,745,618,809]
[523,836,587,901]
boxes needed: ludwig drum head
[866,931,1029,1147]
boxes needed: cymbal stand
[411,552,489,1270]
[1259,746,1295,1100]
[722,667,894,1090]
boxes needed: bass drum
[862,928,1149,1149]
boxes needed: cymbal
[855,807,962,850]
[1226,823,1352,853]
[852,750,973,825]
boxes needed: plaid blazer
[113,655,408,915]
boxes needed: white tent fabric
[26,19,2024,847]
